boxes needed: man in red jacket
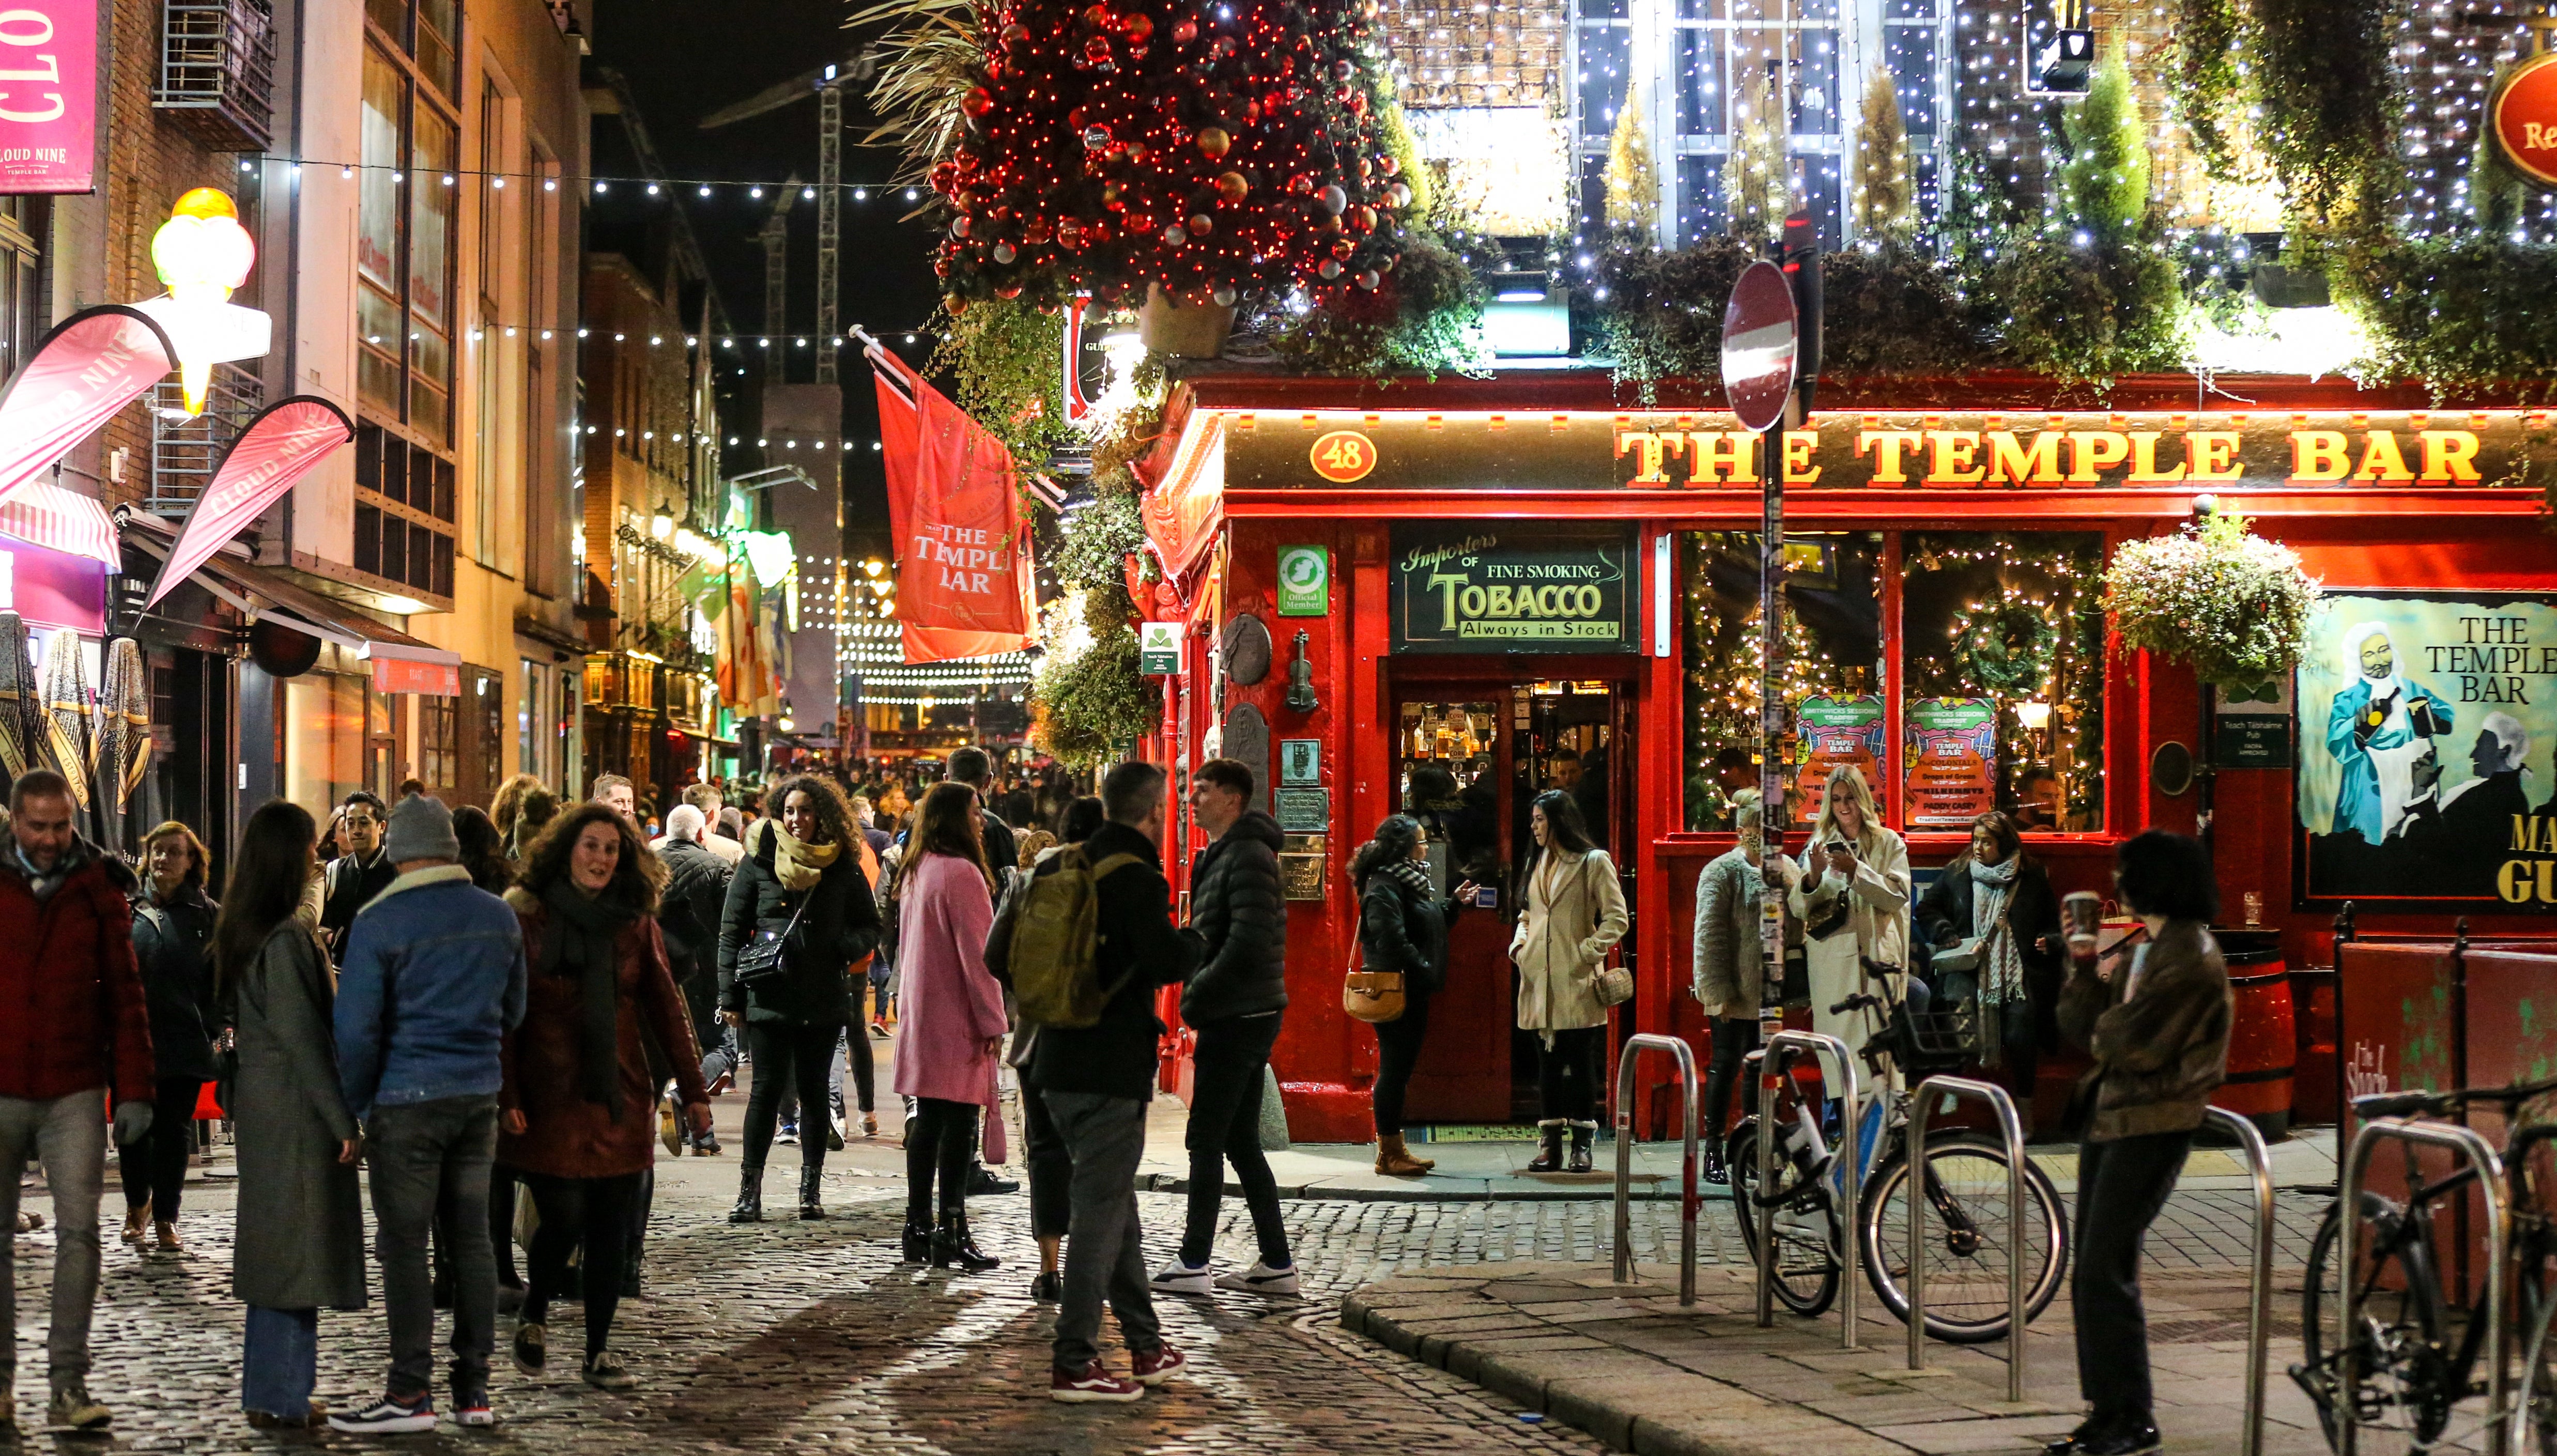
[0,769,156,1435]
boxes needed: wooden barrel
[2212,950,2296,1140]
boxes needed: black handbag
[731,892,809,992]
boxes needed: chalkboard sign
[1389,523,1639,655]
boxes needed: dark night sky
[583,1,946,539]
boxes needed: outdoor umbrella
[0,610,34,783]
[38,628,92,810]
[96,637,149,849]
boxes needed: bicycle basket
[1892,1000,1979,1076]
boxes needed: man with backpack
[1150,758,1297,1297]
[1013,762,1202,1402]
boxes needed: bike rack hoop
[2338,1117,2512,1456]
[1904,1075,2030,1402]
[1611,1033,1702,1306]
[1751,1030,1863,1349]
[2202,1107,2277,1456]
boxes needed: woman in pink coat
[889,782,1009,1273]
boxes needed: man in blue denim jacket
[331,796,527,1434]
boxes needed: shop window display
[1901,532,2105,832]
[1681,531,1882,830]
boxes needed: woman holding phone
[1785,764,1911,1101]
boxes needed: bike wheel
[2299,1195,2454,1449]
[2512,1238,2557,1456]
[1727,1121,1840,1318]
[1857,1132,2068,1344]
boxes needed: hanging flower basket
[2101,510,2322,691]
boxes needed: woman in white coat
[1512,790,1629,1173]
[1785,764,1911,1095]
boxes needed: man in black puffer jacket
[1148,758,1297,1299]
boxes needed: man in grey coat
[1690,794,1796,1184]
[1151,758,1297,1298]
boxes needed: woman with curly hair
[717,772,882,1223]
[499,804,709,1391]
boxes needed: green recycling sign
[1276,545,1329,616]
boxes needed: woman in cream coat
[1785,764,1911,1094]
[1511,790,1629,1173]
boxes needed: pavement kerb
[1344,1279,1919,1456]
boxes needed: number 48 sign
[1307,429,1377,484]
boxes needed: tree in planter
[922,0,1412,311]
[1723,57,1789,246]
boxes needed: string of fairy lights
[233,151,928,205]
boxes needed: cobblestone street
[9,1101,2332,1452]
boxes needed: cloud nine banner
[2297,591,2557,911]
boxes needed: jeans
[1045,1091,1162,1372]
[743,1019,840,1169]
[489,1169,521,1289]
[1703,1017,1762,1139]
[1020,1082,1072,1241]
[241,1306,318,1418]
[1535,1025,1607,1124]
[366,1094,499,1400]
[1370,990,1431,1136]
[521,1171,642,1359]
[0,1091,105,1387]
[2073,1130,2193,1426]
[118,1075,203,1222]
[905,1097,977,1222]
[1179,1013,1289,1268]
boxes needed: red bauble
[998,285,1023,298]
[1349,90,1367,115]
[946,293,968,313]
[1002,21,1029,44]
[1331,59,1354,81]
[1196,127,1231,158]
[1318,259,1343,280]
[1084,34,1114,64]
[1330,236,1355,259]
[1102,182,1127,209]
[1081,4,1110,26]
[1214,170,1249,201]
[1287,173,1314,195]
[1379,152,1399,177]
[1349,205,1375,232]
[1024,216,1053,243]
[1172,16,1197,42]
[1186,212,1212,236]
[1121,12,1152,42]
[1125,211,1156,233]
[962,87,994,117]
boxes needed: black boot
[1568,1121,1596,1173]
[1701,1137,1729,1186]
[1524,1120,1565,1173]
[798,1166,826,1220]
[728,1164,763,1223]
[932,1211,1000,1273]
[900,1216,932,1263]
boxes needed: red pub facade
[1131,365,2557,1142]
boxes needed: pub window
[1574,0,1950,247]
[352,421,458,604]
[357,25,459,446]
[419,692,458,793]
[1900,532,2105,833]
[1680,530,1882,830]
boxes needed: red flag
[0,306,176,512]
[871,348,1034,664]
[144,395,353,608]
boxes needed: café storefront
[1135,368,2557,1142]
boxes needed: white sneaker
[1214,1260,1301,1296]
[1148,1257,1213,1295]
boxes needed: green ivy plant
[1264,230,1491,380]
[926,296,1083,468]
[2165,0,2247,183]
[2251,0,2400,237]
[2336,238,2557,403]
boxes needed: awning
[1138,397,1224,580]
[0,478,120,566]
[119,513,465,693]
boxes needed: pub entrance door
[1389,675,1638,1125]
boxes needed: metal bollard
[1905,1076,2028,1402]
[1612,1033,1701,1305]
[2338,1118,2510,1456]
[1752,1031,1862,1348]
[2202,1108,2277,1456]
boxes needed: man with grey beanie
[332,796,528,1434]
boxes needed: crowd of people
[0,741,2228,1448]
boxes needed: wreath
[1947,597,2058,698]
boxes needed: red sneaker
[1131,1344,1187,1387]
[1051,1361,1144,1404]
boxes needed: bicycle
[2291,1076,2557,1454]
[1728,992,2071,1343]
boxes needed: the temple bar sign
[1221,410,2556,492]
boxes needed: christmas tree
[929,0,1411,309]
[1722,55,1790,245]
[1604,79,1658,239]
[1852,65,1912,241]
[2057,37,2151,248]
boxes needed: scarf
[538,879,637,1115]
[1967,856,2025,1066]
[757,818,839,892]
[1381,857,1434,899]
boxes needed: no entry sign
[1721,260,1799,433]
